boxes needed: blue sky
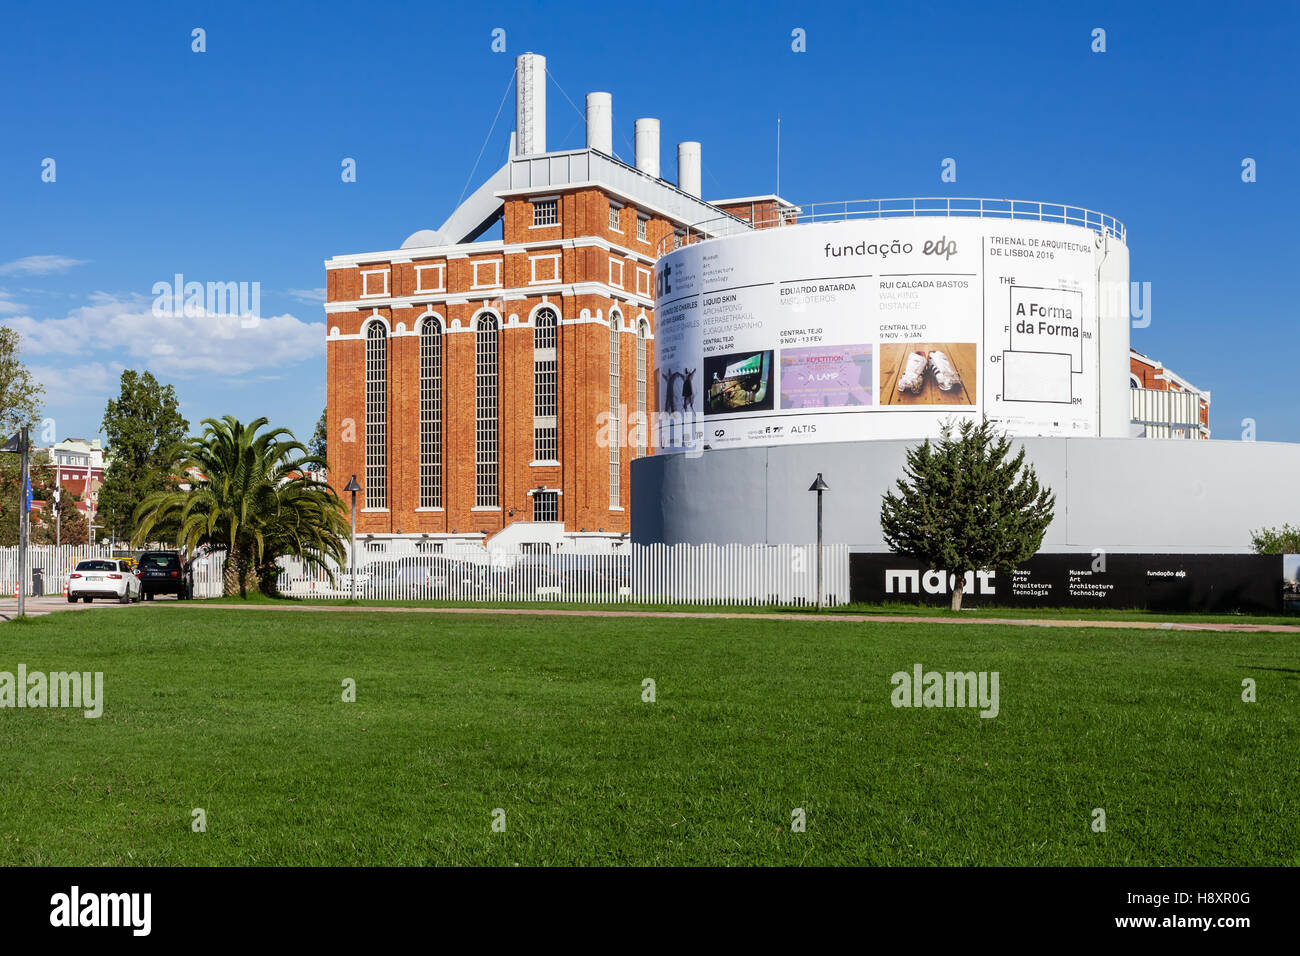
[1,0,1296,444]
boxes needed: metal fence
[2,543,850,606]
[657,196,1127,256]
[192,543,849,606]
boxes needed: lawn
[1,606,1296,866]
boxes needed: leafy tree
[133,416,348,597]
[0,325,45,437]
[880,418,1057,610]
[98,370,189,545]
[308,407,327,463]
[1250,524,1300,554]
[0,450,87,545]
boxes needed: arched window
[475,313,500,508]
[635,319,649,457]
[419,316,443,508]
[364,321,388,509]
[609,312,621,507]
[533,308,558,462]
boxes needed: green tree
[1249,524,1300,554]
[133,416,348,597]
[308,407,327,463]
[98,370,189,545]
[880,419,1057,610]
[0,449,47,546]
[0,325,45,437]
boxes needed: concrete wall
[631,437,1300,553]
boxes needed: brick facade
[325,189,670,544]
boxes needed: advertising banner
[848,552,1286,613]
[653,219,1108,453]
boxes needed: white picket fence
[2,543,849,606]
[193,543,849,606]
[0,545,117,596]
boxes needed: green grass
[195,592,1300,627]
[1,606,1297,865]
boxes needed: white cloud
[0,290,26,315]
[5,293,325,377]
[0,255,90,276]
[287,288,327,303]
[29,361,121,417]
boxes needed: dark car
[137,550,192,600]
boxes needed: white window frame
[608,201,622,232]
[636,267,652,297]
[636,215,648,243]
[609,257,624,288]
[471,259,502,289]
[533,308,559,464]
[531,197,559,227]
[414,263,445,293]
[609,313,621,508]
[360,269,390,299]
[364,321,388,510]
[529,253,561,285]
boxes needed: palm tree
[133,416,348,597]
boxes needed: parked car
[136,550,192,600]
[67,558,142,604]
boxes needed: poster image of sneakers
[879,342,976,406]
[704,350,775,415]
[779,344,873,409]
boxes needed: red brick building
[1129,348,1211,439]
[324,54,771,552]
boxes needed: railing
[657,196,1126,256]
[190,543,850,607]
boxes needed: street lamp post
[808,473,830,610]
[343,475,360,602]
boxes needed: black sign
[850,552,1285,613]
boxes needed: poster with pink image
[779,344,874,409]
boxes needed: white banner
[653,218,1110,453]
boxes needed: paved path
[0,594,180,621]
[20,599,1285,634]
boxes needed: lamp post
[343,475,360,601]
[808,473,829,610]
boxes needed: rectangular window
[609,318,620,507]
[636,267,651,297]
[609,258,624,288]
[416,541,444,554]
[636,324,647,458]
[365,541,387,553]
[636,216,648,242]
[609,202,621,231]
[533,309,559,462]
[365,324,387,508]
[419,321,442,508]
[532,199,558,226]
[533,492,559,523]
[476,318,500,507]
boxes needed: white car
[67,558,143,604]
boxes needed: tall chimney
[586,92,612,154]
[677,141,701,197]
[634,118,660,177]
[515,52,546,156]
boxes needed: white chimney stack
[515,52,546,156]
[677,141,701,197]
[586,92,612,154]
[634,118,660,177]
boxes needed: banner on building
[849,552,1286,613]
